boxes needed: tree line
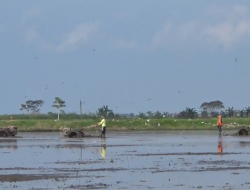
[18,99,250,120]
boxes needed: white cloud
[114,21,201,51]
[117,5,250,51]
[23,21,101,52]
[150,21,201,50]
[54,21,100,51]
[206,5,250,48]
[152,21,173,49]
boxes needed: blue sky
[1,0,250,115]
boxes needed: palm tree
[239,109,245,118]
[97,105,113,118]
[154,111,162,119]
[226,107,234,117]
[185,107,197,119]
[245,107,250,117]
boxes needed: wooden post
[80,100,82,119]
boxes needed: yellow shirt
[98,119,106,127]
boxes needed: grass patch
[0,118,248,132]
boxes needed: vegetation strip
[0,118,249,132]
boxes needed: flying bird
[235,58,237,62]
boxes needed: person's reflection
[217,136,223,157]
[0,140,18,151]
[100,138,106,159]
[8,145,18,151]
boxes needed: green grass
[0,118,249,132]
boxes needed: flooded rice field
[0,130,250,190]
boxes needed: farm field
[0,130,250,189]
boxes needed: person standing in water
[97,116,106,138]
[216,115,225,135]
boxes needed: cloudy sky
[1,0,250,115]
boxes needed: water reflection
[100,138,106,159]
[217,136,223,157]
[0,139,18,151]
[239,141,250,147]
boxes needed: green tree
[146,111,153,118]
[245,107,250,117]
[129,113,135,118]
[97,105,113,118]
[201,110,208,118]
[239,109,245,117]
[178,110,186,118]
[210,111,219,117]
[154,111,162,119]
[52,97,66,120]
[200,100,224,114]
[185,107,197,119]
[107,110,115,118]
[200,102,209,111]
[138,112,146,119]
[20,100,44,114]
[226,107,234,117]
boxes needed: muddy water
[0,130,250,190]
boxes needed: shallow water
[0,130,250,190]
